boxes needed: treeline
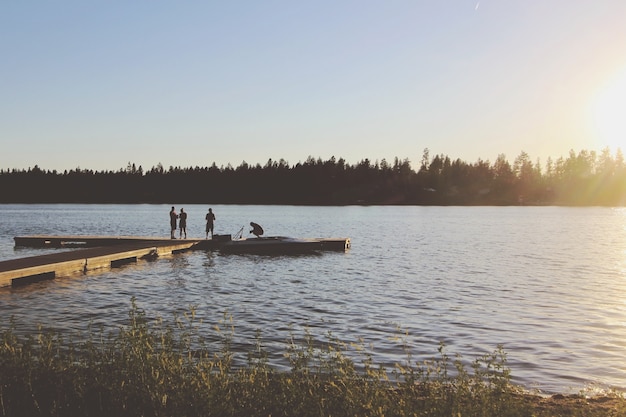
[1,148,625,205]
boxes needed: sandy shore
[521,393,625,415]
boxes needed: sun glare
[591,68,626,153]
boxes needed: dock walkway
[1,238,200,287]
[2,234,351,288]
[13,235,201,248]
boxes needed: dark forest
[1,148,625,206]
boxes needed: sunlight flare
[591,68,626,153]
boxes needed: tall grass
[0,298,588,416]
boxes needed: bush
[0,299,621,416]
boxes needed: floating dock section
[1,235,350,288]
[209,236,350,254]
[1,238,199,288]
[12,235,202,248]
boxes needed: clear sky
[2,1,626,172]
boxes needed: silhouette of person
[179,208,187,239]
[249,222,264,238]
[205,208,216,239]
[169,206,178,239]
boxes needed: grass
[0,298,623,417]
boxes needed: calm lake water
[1,204,625,395]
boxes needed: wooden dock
[2,234,351,288]
[1,238,200,287]
[13,235,202,248]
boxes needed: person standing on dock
[205,208,216,239]
[179,208,187,239]
[169,206,178,239]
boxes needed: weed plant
[0,299,620,417]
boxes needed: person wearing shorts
[179,208,187,239]
[169,206,178,239]
[205,208,215,239]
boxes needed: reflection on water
[1,204,625,394]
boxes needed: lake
[0,204,625,395]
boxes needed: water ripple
[1,205,626,394]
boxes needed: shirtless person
[179,208,187,239]
[169,206,178,239]
[205,208,216,239]
[249,222,264,238]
